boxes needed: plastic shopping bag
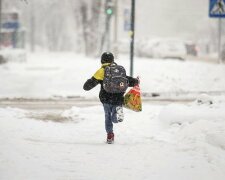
[124,84,142,112]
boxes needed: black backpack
[103,63,129,93]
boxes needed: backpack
[103,63,129,93]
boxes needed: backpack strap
[110,62,117,66]
[102,63,111,69]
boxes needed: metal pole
[130,0,135,76]
[100,0,112,53]
[218,18,222,63]
[30,1,35,52]
[107,16,110,51]
[100,15,111,52]
[113,0,118,58]
[0,0,2,50]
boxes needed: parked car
[0,49,26,63]
[135,39,149,57]
[135,38,161,58]
[151,39,187,60]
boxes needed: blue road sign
[2,22,19,29]
[209,0,225,18]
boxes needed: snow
[0,49,26,64]
[0,52,225,98]
[1,102,225,180]
[1,52,225,179]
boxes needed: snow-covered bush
[0,49,26,63]
[158,101,225,150]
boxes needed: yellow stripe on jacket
[93,63,111,80]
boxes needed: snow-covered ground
[1,52,225,180]
[1,101,225,180]
[0,52,225,98]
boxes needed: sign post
[209,0,225,63]
[130,0,135,77]
[0,0,2,49]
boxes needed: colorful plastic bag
[124,84,142,112]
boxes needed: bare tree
[73,0,104,56]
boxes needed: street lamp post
[113,0,118,58]
[100,0,114,53]
[0,0,2,49]
[130,0,135,76]
[218,18,222,63]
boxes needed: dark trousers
[103,103,124,133]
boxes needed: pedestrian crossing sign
[209,0,225,17]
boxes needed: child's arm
[83,77,99,91]
[83,67,104,91]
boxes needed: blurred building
[0,10,25,49]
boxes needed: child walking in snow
[83,52,139,144]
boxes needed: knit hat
[101,52,114,64]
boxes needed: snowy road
[1,100,225,180]
[0,97,192,110]
[0,98,101,110]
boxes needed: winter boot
[116,106,124,122]
[107,132,114,144]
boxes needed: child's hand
[137,76,140,85]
